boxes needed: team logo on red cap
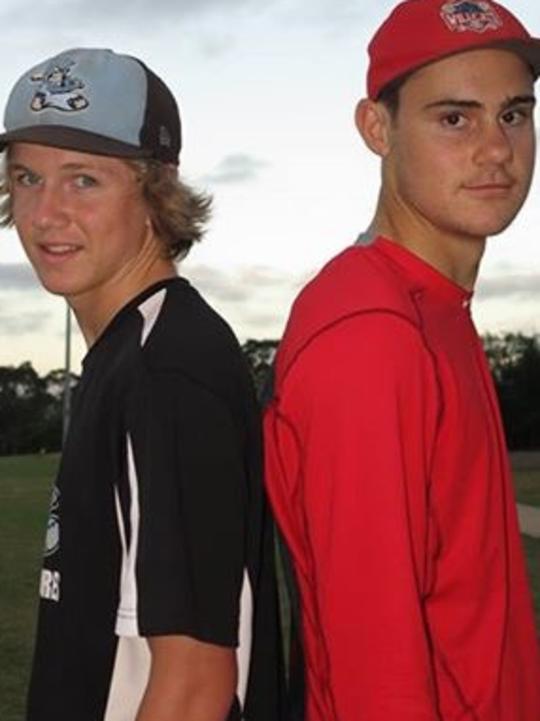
[441,1,503,33]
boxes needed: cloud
[186,262,309,303]
[0,0,263,28]
[186,265,247,302]
[0,263,51,335]
[182,261,312,338]
[203,154,269,185]
[0,309,51,335]
[476,274,540,301]
[185,262,540,341]
[0,263,39,291]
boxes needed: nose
[31,184,68,230]
[473,120,513,166]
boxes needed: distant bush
[483,333,540,450]
[0,364,78,455]
[241,335,540,451]
[0,333,538,455]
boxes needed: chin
[454,207,524,240]
[37,276,78,298]
[472,216,521,239]
[477,198,528,236]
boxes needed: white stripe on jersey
[236,569,254,709]
[137,289,167,346]
[115,433,142,636]
[114,286,166,632]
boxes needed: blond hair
[0,154,212,260]
[128,159,212,260]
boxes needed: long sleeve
[266,311,442,720]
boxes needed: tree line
[0,333,538,455]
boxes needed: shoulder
[133,278,255,414]
[287,311,433,392]
[275,311,440,432]
[143,278,239,355]
[137,279,242,369]
[276,243,422,384]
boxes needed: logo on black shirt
[44,485,60,558]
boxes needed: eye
[12,169,41,187]
[500,108,530,127]
[73,174,98,189]
[441,112,467,129]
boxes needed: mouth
[39,243,82,255]
[463,181,514,196]
[36,243,83,265]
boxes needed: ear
[354,98,393,157]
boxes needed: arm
[272,312,441,720]
[136,635,236,721]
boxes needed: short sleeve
[116,367,246,647]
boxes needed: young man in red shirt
[264,2,540,719]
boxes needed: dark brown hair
[376,73,410,118]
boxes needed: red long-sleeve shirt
[264,237,540,720]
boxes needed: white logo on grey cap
[30,57,89,113]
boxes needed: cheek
[397,136,464,197]
[11,194,34,239]
[106,193,148,235]
[11,190,28,222]
[395,149,440,194]
[404,135,459,173]
[516,135,536,178]
[91,202,148,257]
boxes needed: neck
[370,191,486,290]
[71,256,176,348]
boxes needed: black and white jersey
[27,277,285,721]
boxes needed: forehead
[8,142,135,178]
[401,48,535,103]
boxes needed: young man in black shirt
[0,47,283,721]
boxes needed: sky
[0,0,539,374]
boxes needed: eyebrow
[59,162,100,171]
[423,95,536,111]
[8,160,106,174]
[7,162,31,172]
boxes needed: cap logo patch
[440,1,503,33]
[29,57,89,113]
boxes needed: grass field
[513,469,540,507]
[0,455,59,721]
[0,454,539,720]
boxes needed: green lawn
[0,454,59,721]
[513,468,540,507]
[523,536,540,619]
[0,453,538,720]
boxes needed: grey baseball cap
[0,47,181,164]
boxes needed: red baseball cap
[367,0,540,99]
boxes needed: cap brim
[0,125,152,159]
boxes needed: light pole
[62,302,72,445]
